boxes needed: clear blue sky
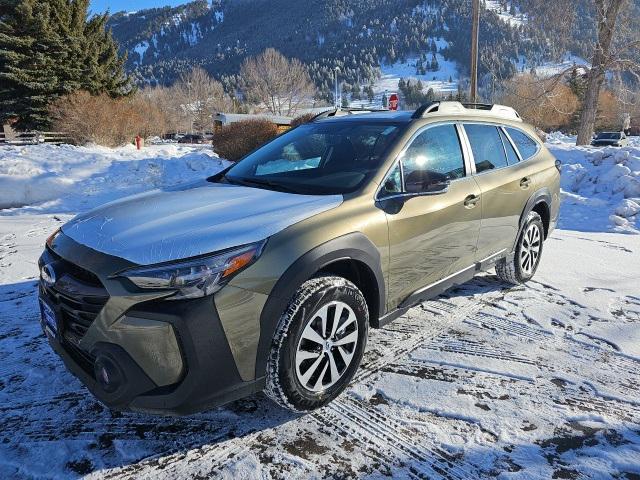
[90,1,185,14]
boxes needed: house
[213,113,293,133]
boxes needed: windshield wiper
[226,176,301,194]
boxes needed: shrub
[50,91,167,147]
[497,74,579,132]
[213,119,279,161]
[290,112,317,128]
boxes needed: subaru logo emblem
[41,264,56,286]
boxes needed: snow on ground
[0,143,230,213]
[1,138,640,479]
[531,54,590,79]
[548,132,640,234]
[484,0,527,27]
[374,48,459,98]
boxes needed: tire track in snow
[325,395,477,480]
[93,280,509,478]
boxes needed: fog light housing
[94,356,124,394]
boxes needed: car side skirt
[375,249,506,328]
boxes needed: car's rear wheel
[265,276,368,412]
[495,211,544,284]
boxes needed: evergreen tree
[0,0,131,130]
[426,87,435,102]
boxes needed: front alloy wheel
[265,276,368,412]
[295,301,359,393]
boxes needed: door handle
[464,194,479,208]
[520,177,531,188]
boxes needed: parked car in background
[591,131,629,147]
[178,134,206,144]
[38,101,560,415]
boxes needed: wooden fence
[0,131,71,145]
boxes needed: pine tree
[0,0,131,130]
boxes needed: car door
[378,123,482,309]
[462,123,540,260]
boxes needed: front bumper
[38,237,266,415]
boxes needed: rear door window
[464,124,509,173]
[505,128,539,160]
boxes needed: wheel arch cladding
[254,232,385,379]
[519,188,551,242]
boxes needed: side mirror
[424,179,450,194]
[405,171,451,196]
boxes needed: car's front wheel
[495,211,545,284]
[265,276,368,412]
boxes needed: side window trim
[456,122,476,175]
[375,121,469,201]
[504,126,541,161]
[500,126,524,162]
[462,121,514,176]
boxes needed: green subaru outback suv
[38,101,560,414]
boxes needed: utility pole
[469,0,480,103]
[334,68,340,108]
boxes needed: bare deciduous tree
[177,67,232,133]
[240,49,316,117]
[486,0,639,140]
[144,68,232,134]
[576,0,632,144]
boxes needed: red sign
[388,93,399,111]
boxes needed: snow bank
[0,143,230,214]
[3,137,640,235]
[547,134,640,234]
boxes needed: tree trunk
[576,0,625,145]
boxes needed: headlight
[118,241,265,300]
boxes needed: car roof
[316,110,414,124]
[313,102,523,125]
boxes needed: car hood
[62,181,343,265]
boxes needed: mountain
[105,0,593,101]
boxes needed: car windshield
[220,122,403,195]
[596,132,621,140]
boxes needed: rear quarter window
[506,128,539,160]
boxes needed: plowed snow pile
[547,132,640,233]
[0,143,229,212]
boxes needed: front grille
[40,251,109,375]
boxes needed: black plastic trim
[514,188,552,250]
[254,232,385,379]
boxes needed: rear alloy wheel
[265,276,368,412]
[495,211,545,285]
[519,222,542,276]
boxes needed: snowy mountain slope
[1,137,640,478]
[109,0,555,98]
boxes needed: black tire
[495,211,544,285]
[264,276,369,412]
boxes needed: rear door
[462,123,540,260]
[379,123,482,309]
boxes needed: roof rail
[461,102,493,110]
[411,101,441,118]
[312,106,390,121]
[412,101,522,122]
